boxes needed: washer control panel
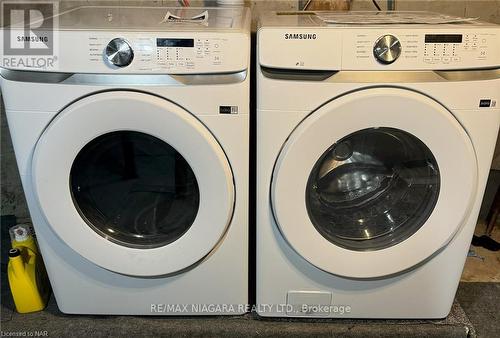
[259,26,499,71]
[422,33,488,65]
[342,29,500,70]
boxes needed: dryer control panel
[0,29,249,74]
[86,32,248,74]
[155,37,224,71]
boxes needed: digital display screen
[156,38,194,48]
[425,34,463,43]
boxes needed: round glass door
[306,128,440,251]
[33,91,234,276]
[270,87,477,278]
[70,131,200,249]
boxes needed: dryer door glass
[305,127,440,251]
[70,131,200,249]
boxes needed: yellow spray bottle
[7,224,50,313]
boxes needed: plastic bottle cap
[12,226,29,242]
[9,248,20,257]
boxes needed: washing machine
[0,6,250,315]
[256,11,500,318]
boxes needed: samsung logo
[284,33,317,40]
[17,36,49,43]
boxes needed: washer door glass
[271,87,477,278]
[70,131,200,249]
[306,127,440,251]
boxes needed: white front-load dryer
[0,6,250,315]
[256,11,500,318]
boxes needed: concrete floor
[0,288,477,338]
[461,222,500,283]
[3,285,498,337]
[456,283,500,338]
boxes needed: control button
[453,57,461,62]
[373,34,401,65]
[424,57,432,63]
[432,57,441,62]
[105,38,134,67]
[442,57,451,63]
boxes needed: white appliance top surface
[11,6,249,32]
[260,11,498,29]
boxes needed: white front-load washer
[0,6,250,315]
[256,11,500,318]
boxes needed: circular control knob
[105,38,134,67]
[373,35,401,65]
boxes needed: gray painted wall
[1,94,29,219]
